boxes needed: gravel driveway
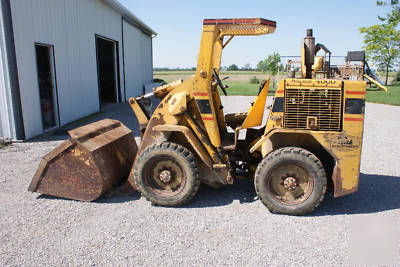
[1,97,399,266]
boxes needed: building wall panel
[0,25,11,139]
[141,32,153,86]
[8,0,152,139]
[0,0,11,139]
[123,20,153,98]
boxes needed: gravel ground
[1,97,399,266]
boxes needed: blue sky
[119,0,392,68]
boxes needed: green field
[223,83,400,106]
[223,81,260,95]
[154,71,400,106]
[223,81,278,96]
[366,86,400,106]
[154,70,266,75]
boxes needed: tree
[257,52,281,75]
[279,63,285,73]
[377,0,400,25]
[360,22,400,85]
[243,63,251,71]
[257,60,267,72]
[227,64,239,71]
[266,52,281,75]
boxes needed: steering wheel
[213,69,228,96]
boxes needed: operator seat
[224,79,268,130]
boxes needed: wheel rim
[142,155,186,197]
[268,163,314,206]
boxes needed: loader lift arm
[123,18,277,194]
[193,18,276,149]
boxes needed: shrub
[391,80,400,86]
[249,76,260,84]
[394,70,400,82]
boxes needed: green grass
[221,81,278,96]
[223,82,400,106]
[0,143,4,149]
[221,71,266,75]
[366,85,400,106]
[223,81,260,95]
[155,70,400,106]
[154,70,278,76]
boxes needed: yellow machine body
[250,79,366,196]
[29,18,373,214]
[128,18,366,197]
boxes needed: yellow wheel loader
[29,18,372,215]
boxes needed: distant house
[0,0,156,140]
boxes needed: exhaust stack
[304,29,315,79]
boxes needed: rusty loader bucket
[28,119,138,201]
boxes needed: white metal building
[0,0,156,140]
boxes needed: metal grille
[284,87,342,131]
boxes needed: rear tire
[255,147,327,215]
[133,142,200,206]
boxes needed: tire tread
[255,147,327,215]
[133,142,200,207]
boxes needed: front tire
[255,147,327,215]
[133,142,200,206]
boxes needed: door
[35,44,59,131]
[96,36,120,107]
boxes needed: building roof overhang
[102,0,157,37]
